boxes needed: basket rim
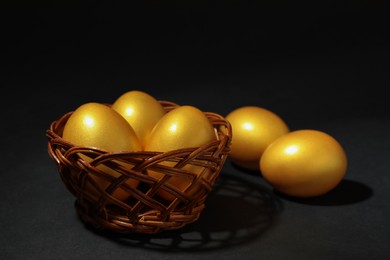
[46,100,232,156]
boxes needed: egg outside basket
[46,101,232,234]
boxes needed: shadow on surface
[229,159,262,177]
[83,172,283,252]
[274,179,373,206]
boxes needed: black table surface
[1,3,390,259]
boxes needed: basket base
[74,199,203,234]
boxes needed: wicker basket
[46,101,232,234]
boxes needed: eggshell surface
[112,90,166,148]
[62,102,142,201]
[145,105,217,201]
[260,129,348,197]
[226,106,289,171]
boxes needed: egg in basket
[46,90,231,234]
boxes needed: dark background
[1,1,389,259]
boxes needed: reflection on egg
[226,106,289,171]
[62,102,142,201]
[112,90,166,148]
[144,105,217,201]
[260,129,348,197]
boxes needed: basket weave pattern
[46,101,231,234]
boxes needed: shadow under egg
[274,179,373,206]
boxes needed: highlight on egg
[112,90,166,149]
[62,102,142,201]
[144,105,217,201]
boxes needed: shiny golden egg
[260,129,348,197]
[112,90,166,149]
[62,102,142,201]
[226,106,290,171]
[144,105,217,201]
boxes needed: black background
[1,1,390,259]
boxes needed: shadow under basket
[46,101,232,234]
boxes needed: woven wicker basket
[46,101,232,234]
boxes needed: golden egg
[225,106,289,171]
[260,129,348,197]
[144,105,217,201]
[62,102,142,201]
[112,90,166,149]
